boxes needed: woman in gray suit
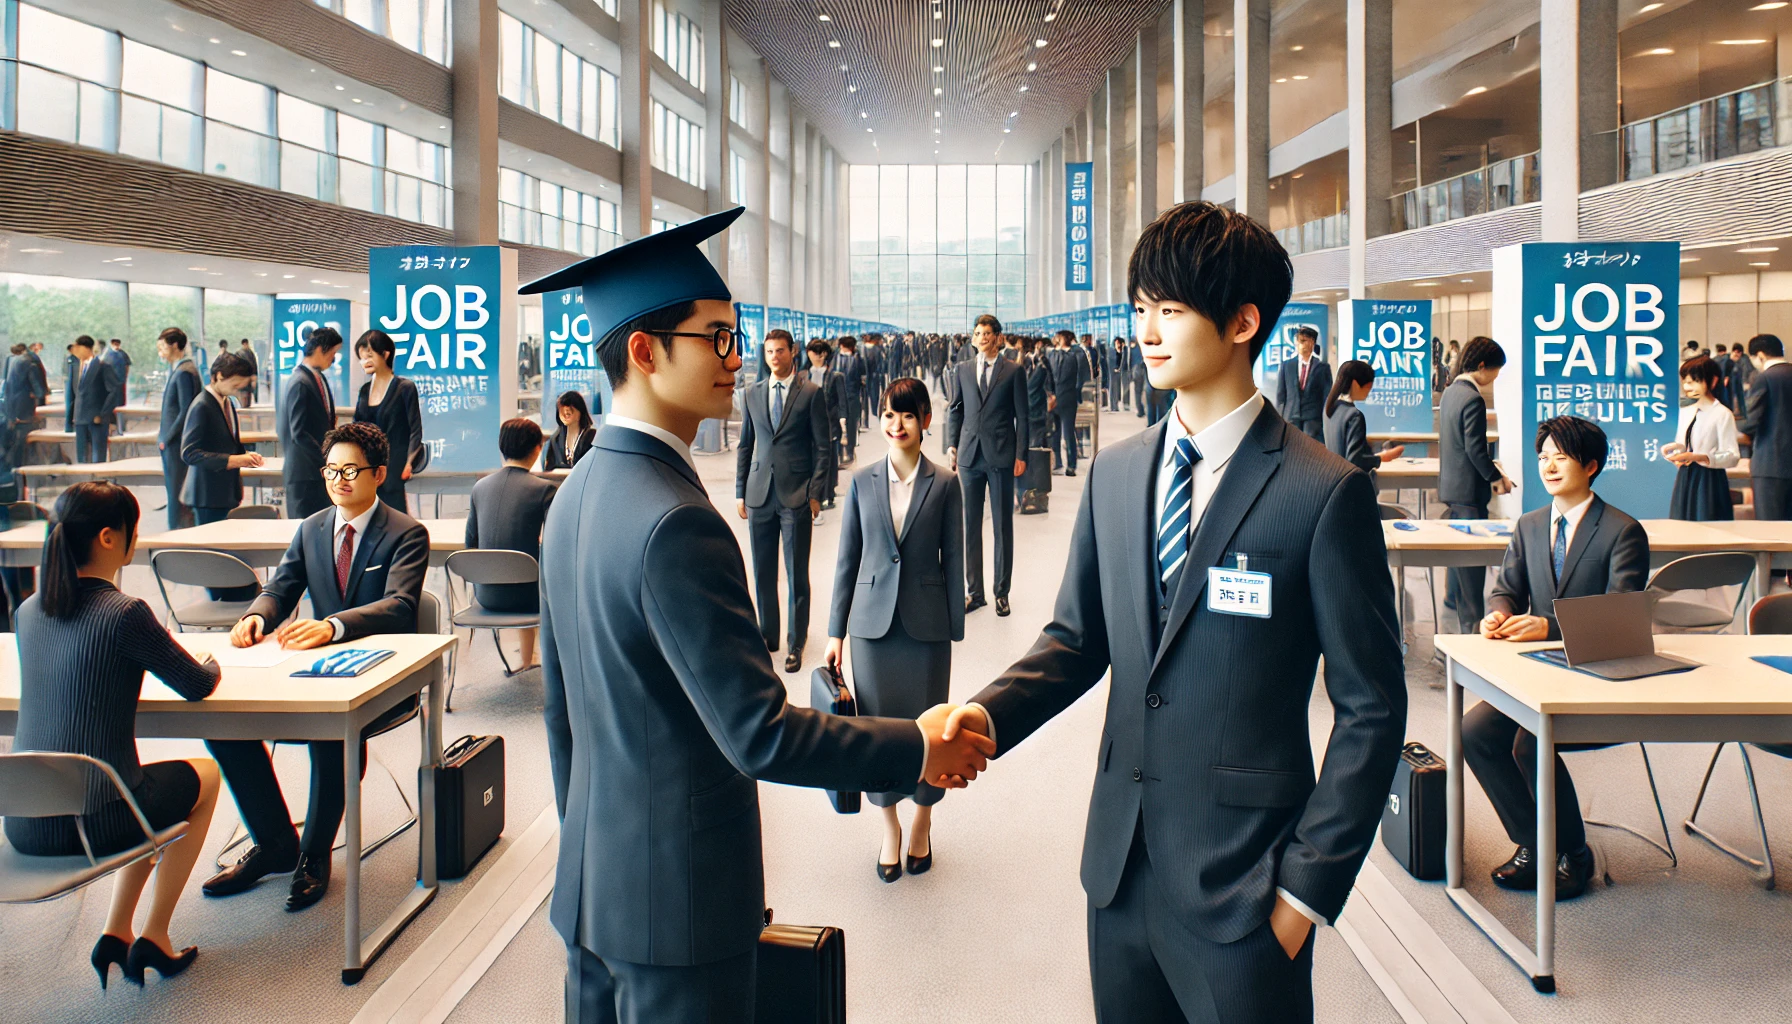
[1323,360,1404,491]
[826,377,965,882]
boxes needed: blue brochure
[1751,655,1792,676]
[291,649,396,678]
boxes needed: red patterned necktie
[1299,359,1309,389]
[336,524,355,597]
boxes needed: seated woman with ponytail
[1322,359,1406,492]
[4,482,223,987]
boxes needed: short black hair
[973,314,1002,335]
[596,300,697,389]
[159,327,188,351]
[305,326,344,356]
[1680,354,1722,393]
[72,335,95,352]
[1535,415,1608,480]
[210,351,254,381]
[1054,330,1074,345]
[805,337,832,358]
[1127,201,1292,360]
[1295,326,1318,342]
[499,417,544,460]
[839,335,857,350]
[355,329,398,367]
[323,420,389,471]
[1458,336,1506,372]
[883,376,931,419]
[764,329,794,351]
[1749,334,1785,358]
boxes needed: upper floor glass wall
[500,12,621,148]
[499,168,619,256]
[652,100,703,187]
[653,2,703,91]
[318,0,448,64]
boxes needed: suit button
[1132,768,1142,781]
[892,554,900,563]
[1146,693,1162,709]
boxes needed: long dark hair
[556,390,593,433]
[41,482,139,619]
[1326,359,1375,418]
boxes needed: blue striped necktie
[1158,436,1203,589]
[1552,514,1569,582]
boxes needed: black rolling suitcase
[426,734,505,878]
[757,910,846,1024]
[1019,446,1052,515]
[1381,741,1446,880]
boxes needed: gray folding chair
[226,504,280,520]
[0,752,188,904]
[150,550,261,631]
[444,549,542,711]
[1682,593,1792,888]
[1646,552,1756,632]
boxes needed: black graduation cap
[518,206,745,351]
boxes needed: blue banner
[541,285,609,433]
[1253,302,1329,395]
[1065,161,1093,291]
[735,303,765,365]
[369,245,516,473]
[1492,241,1679,517]
[272,298,351,408]
[1339,299,1432,435]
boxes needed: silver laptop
[1550,592,1701,680]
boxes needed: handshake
[916,703,996,789]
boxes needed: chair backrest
[417,590,441,634]
[1749,593,1792,635]
[446,549,540,586]
[150,549,260,590]
[6,501,48,523]
[1646,552,1757,593]
[0,752,119,818]
[1378,503,1412,521]
[226,504,280,521]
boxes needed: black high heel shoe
[905,839,933,876]
[124,937,198,985]
[877,859,902,883]
[91,935,130,990]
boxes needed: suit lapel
[345,503,387,601]
[1555,497,1606,597]
[596,423,703,491]
[900,457,936,541]
[1151,407,1285,677]
[1128,422,1168,659]
[867,458,896,544]
[771,378,802,439]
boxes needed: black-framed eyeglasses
[321,464,374,481]
[656,327,737,361]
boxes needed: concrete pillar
[786,100,801,310]
[449,0,499,243]
[1107,63,1128,306]
[807,126,822,313]
[1346,0,1392,298]
[1233,0,1270,222]
[760,61,774,304]
[1092,79,1111,307]
[617,0,654,240]
[701,0,729,276]
[1171,0,1204,205]
[1539,0,1617,243]
[1135,29,1159,231]
[1778,30,1792,151]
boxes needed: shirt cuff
[328,616,345,642]
[1276,887,1328,928]
[915,721,930,783]
[966,702,997,748]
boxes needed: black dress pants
[960,457,1015,601]
[1052,408,1079,472]
[161,444,194,531]
[286,477,330,519]
[1462,701,1612,853]
[75,422,108,464]
[1444,503,1488,633]
[566,943,755,1024]
[747,501,813,650]
[1754,476,1792,520]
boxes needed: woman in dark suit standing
[825,377,965,882]
[541,390,596,471]
[6,482,222,986]
[352,330,424,512]
[1323,360,1404,492]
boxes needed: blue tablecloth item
[291,648,396,678]
[1751,655,1792,676]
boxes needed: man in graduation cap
[524,207,997,1024]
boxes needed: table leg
[1534,711,1557,993]
[342,716,363,981]
[1756,552,1772,611]
[420,657,443,889]
[1392,552,1408,648]
[1446,662,1463,889]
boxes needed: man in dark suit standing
[1468,416,1647,900]
[156,327,206,530]
[180,351,263,525]
[105,338,132,417]
[202,421,430,911]
[26,342,48,406]
[66,335,122,464]
[278,326,344,518]
[238,338,260,406]
[1439,338,1513,633]
[803,337,846,510]
[945,202,1405,1024]
[519,210,993,1024]
[947,313,1030,617]
[1046,330,1090,476]
[1273,326,1330,440]
[863,335,886,421]
[1740,333,1792,520]
[736,329,832,671]
[834,336,864,463]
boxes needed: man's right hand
[1479,610,1510,638]
[227,453,265,469]
[918,703,996,788]
[736,499,748,520]
[947,447,957,472]
[231,614,265,648]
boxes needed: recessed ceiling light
[828,40,840,48]
[1460,278,1474,283]
[1291,75,1308,80]
[1681,256,1699,263]
[1464,86,1487,96]
[1739,246,1780,253]
[1026,62,1036,71]
[934,86,943,95]
[934,10,941,18]
[1019,85,1029,92]
[935,110,942,117]
[1009,111,1018,116]
[1291,45,1304,52]
[1044,12,1056,21]
[283,274,296,279]
[253,272,268,277]
[1292,172,1304,178]
[934,65,944,73]
[187,266,208,271]
[351,97,362,103]
[1719,38,1769,44]
[1640,2,1662,9]
[230,49,246,56]
[1413,281,1439,287]
[208,37,220,44]
[1035,38,1049,47]
[1640,47,1674,55]
[1274,77,1287,83]
[1751,2,1787,9]
[932,38,943,47]
[1003,128,1011,133]
[334,84,344,90]
[860,111,868,117]
[1751,262,1773,267]
[847,85,857,92]
[17,247,59,254]
[310,279,329,285]
[866,128,873,133]
[817,13,830,20]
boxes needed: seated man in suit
[201,421,431,911]
[1467,415,1649,900]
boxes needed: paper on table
[211,641,300,669]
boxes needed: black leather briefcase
[757,910,846,1024]
[809,667,860,814]
[425,734,505,879]
[1019,446,1052,514]
[1381,741,1446,881]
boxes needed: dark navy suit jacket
[1487,496,1650,639]
[245,502,429,637]
[179,391,245,509]
[947,356,1030,468]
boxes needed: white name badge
[1208,567,1272,618]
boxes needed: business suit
[26,350,47,405]
[466,465,558,613]
[1464,497,1649,856]
[105,346,131,416]
[864,345,886,417]
[1439,377,1503,630]
[159,357,204,529]
[1111,343,1129,410]
[541,425,926,1023]
[1739,361,1792,519]
[807,365,846,503]
[280,362,337,517]
[543,424,595,471]
[1274,354,1331,440]
[206,503,430,865]
[834,350,863,458]
[2,354,37,487]
[66,355,122,463]
[947,355,1030,603]
[735,374,832,651]
[1129,343,1147,415]
[1047,346,1090,473]
[354,375,424,512]
[968,404,1405,1023]
[239,345,259,404]
[1323,398,1378,491]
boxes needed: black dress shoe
[784,649,802,674]
[1066,468,1077,477]
[285,854,331,912]
[91,934,130,989]
[905,847,932,875]
[1556,845,1598,900]
[1491,846,1537,890]
[995,596,1010,616]
[123,938,197,985]
[877,860,902,883]
[966,596,987,613]
[202,844,297,898]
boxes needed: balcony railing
[1275,210,1349,256]
[7,59,451,229]
[499,201,621,257]
[1622,79,1780,181]
[1390,151,1540,232]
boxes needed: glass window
[18,4,116,85]
[730,75,746,129]
[278,94,327,149]
[0,273,129,348]
[534,33,559,121]
[730,151,746,206]
[121,41,197,110]
[650,100,703,187]
[561,50,581,131]
[203,290,272,355]
[652,2,703,89]
[500,14,526,105]
[206,69,272,135]
[337,113,376,164]
[343,0,379,34]
[598,68,619,147]
[581,63,600,139]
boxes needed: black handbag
[809,666,860,814]
[1381,741,1446,881]
[424,734,505,878]
[1019,446,1052,514]
[757,909,846,1024]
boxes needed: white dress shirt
[887,455,919,541]
[1153,392,1266,543]
[1674,399,1741,469]
[766,370,795,427]
[1548,493,1595,556]
[327,501,379,640]
[605,414,695,471]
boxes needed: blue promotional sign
[735,303,765,364]
[1339,299,1432,435]
[1492,241,1679,517]
[1253,302,1329,395]
[369,245,517,473]
[1110,303,1134,340]
[541,286,609,431]
[1065,161,1094,291]
[272,298,351,408]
